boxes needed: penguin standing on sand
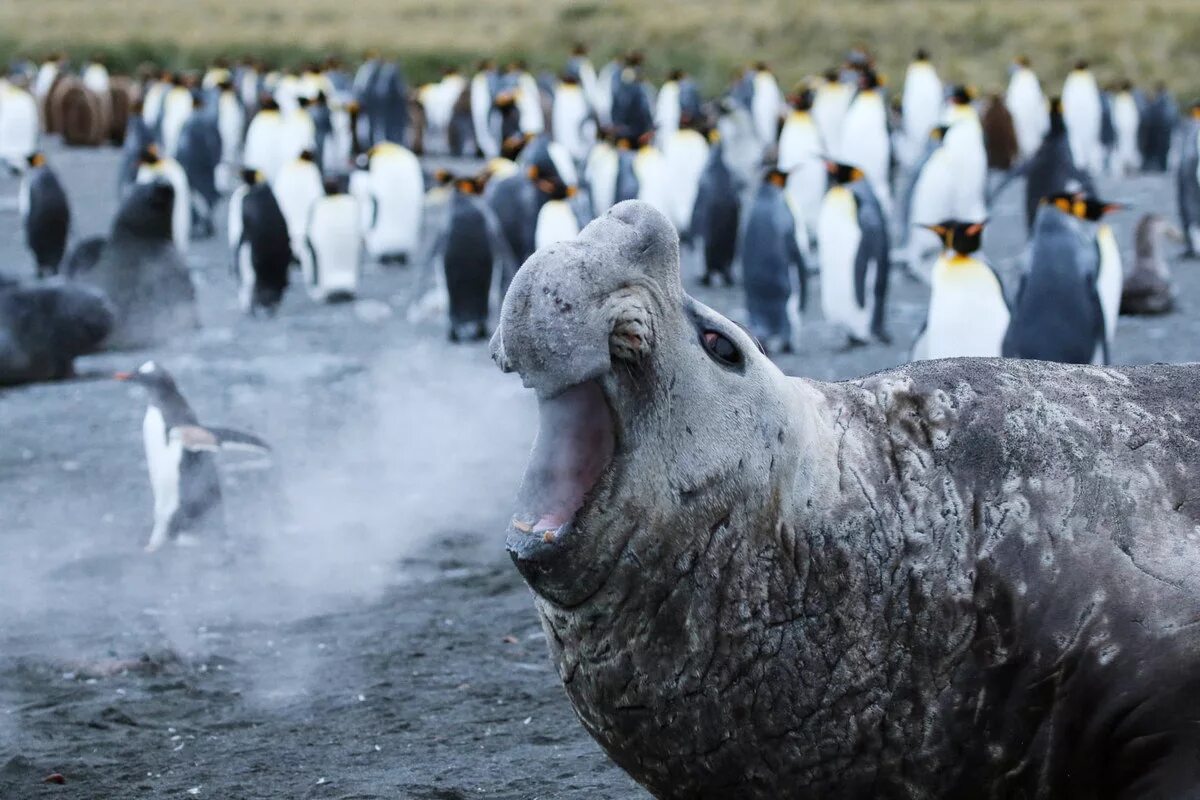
[272,150,324,260]
[777,89,824,243]
[236,177,291,314]
[304,177,362,303]
[1061,61,1104,174]
[811,70,852,155]
[1139,85,1177,172]
[243,97,286,182]
[691,132,741,286]
[910,221,1009,360]
[354,142,424,265]
[900,50,942,168]
[136,144,191,254]
[1178,103,1200,258]
[817,160,891,346]
[740,167,807,354]
[115,361,270,553]
[837,68,891,211]
[1078,196,1126,354]
[749,63,785,153]
[941,86,987,220]
[21,152,69,277]
[900,125,952,279]
[471,61,500,159]
[1122,214,1181,314]
[1005,56,1048,160]
[662,122,709,241]
[634,135,670,218]
[1109,81,1141,176]
[215,86,244,193]
[424,175,514,341]
[1003,194,1108,364]
[159,77,193,158]
[980,94,1019,170]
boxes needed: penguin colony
[1,47,1198,548]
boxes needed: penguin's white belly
[924,262,1009,359]
[307,198,361,298]
[777,117,820,172]
[273,167,323,244]
[1006,75,1048,158]
[1097,226,1122,345]
[586,149,618,217]
[838,97,890,202]
[161,99,191,157]
[663,133,708,233]
[655,83,680,140]
[138,162,191,253]
[535,201,580,250]
[237,242,256,312]
[943,124,987,220]
[367,154,423,256]
[227,188,245,253]
[817,188,869,339]
[244,116,285,181]
[279,117,315,164]
[471,78,497,158]
[0,91,39,165]
[785,160,825,236]
[553,90,592,161]
[143,406,183,549]
[635,150,670,217]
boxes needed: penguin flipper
[203,426,273,454]
[172,425,271,454]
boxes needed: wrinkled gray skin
[492,200,1200,799]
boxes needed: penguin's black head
[298,95,312,109]
[858,69,881,91]
[323,176,344,196]
[931,124,950,142]
[923,220,985,256]
[299,149,316,163]
[571,43,588,57]
[26,152,46,168]
[789,88,814,111]
[241,168,261,186]
[825,160,864,185]
[455,176,483,196]
[261,96,280,112]
[1074,59,1089,71]
[1015,55,1031,68]
[138,144,161,166]
[668,69,685,82]
[1043,192,1078,215]
[914,48,930,62]
[1072,196,1125,222]
[949,85,973,105]
[494,91,516,110]
[535,173,574,201]
[764,167,788,188]
[823,68,839,84]
[114,360,178,396]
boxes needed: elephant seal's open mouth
[506,379,616,556]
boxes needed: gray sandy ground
[1,143,1197,799]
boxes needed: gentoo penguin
[1177,103,1200,258]
[585,131,619,218]
[356,142,424,265]
[0,80,40,170]
[749,63,784,154]
[236,175,291,314]
[662,123,709,241]
[1121,214,1181,314]
[175,97,222,238]
[304,177,362,303]
[552,73,594,163]
[1109,81,1141,176]
[691,132,741,286]
[910,220,1009,360]
[215,82,245,192]
[429,175,515,341]
[900,125,953,278]
[115,361,269,553]
[980,94,1019,170]
[1004,56,1048,160]
[817,160,892,346]
[740,168,807,354]
[1061,61,1104,174]
[1018,98,1095,231]
[534,175,581,250]
[837,68,891,210]
[20,152,69,277]
[1002,194,1107,364]
[272,150,324,258]
[900,50,943,168]
[159,77,193,157]
[1139,85,1177,172]
[1076,196,1126,354]
[243,97,286,182]
[136,144,191,254]
[777,89,825,241]
[811,70,852,155]
[72,180,198,349]
[0,282,112,386]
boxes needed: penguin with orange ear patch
[740,167,807,355]
[910,220,1009,360]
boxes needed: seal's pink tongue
[517,380,615,534]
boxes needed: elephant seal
[491,200,1200,799]
[0,281,113,385]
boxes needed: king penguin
[21,152,70,277]
[243,97,286,182]
[662,121,709,241]
[900,49,943,169]
[691,131,741,286]
[1109,81,1141,176]
[1018,98,1095,231]
[812,69,852,156]
[136,144,191,254]
[837,68,892,211]
[236,175,291,315]
[552,72,594,163]
[910,220,1009,360]
[1177,102,1200,258]
[585,130,619,218]
[1061,61,1104,174]
[534,174,581,250]
[817,160,892,345]
[900,124,953,280]
[740,167,807,354]
[1076,195,1126,356]
[1002,194,1108,364]
[777,89,824,245]
[115,360,269,553]
[0,80,40,170]
[1005,56,1048,160]
[304,177,362,303]
[272,149,324,262]
[174,95,222,239]
[357,142,424,265]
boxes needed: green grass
[2,0,1198,99]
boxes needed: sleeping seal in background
[490,199,1200,800]
[71,180,199,349]
[0,281,113,386]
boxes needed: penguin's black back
[696,147,740,279]
[443,193,493,326]
[1024,134,1093,231]
[175,450,225,540]
[176,114,221,206]
[26,168,70,274]
[614,150,639,205]
[242,183,291,309]
[1003,208,1103,363]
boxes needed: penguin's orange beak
[114,372,133,381]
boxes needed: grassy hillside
[2,0,1198,99]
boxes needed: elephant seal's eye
[701,330,742,367]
